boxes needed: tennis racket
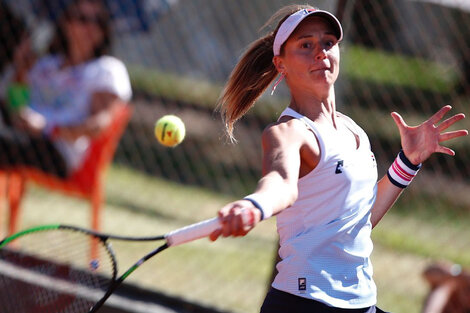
[0,217,220,313]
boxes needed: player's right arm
[210,118,319,240]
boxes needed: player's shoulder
[337,111,368,137]
[264,117,308,136]
[262,117,311,146]
[337,111,357,126]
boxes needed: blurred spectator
[0,3,35,124]
[0,0,132,178]
[422,262,470,313]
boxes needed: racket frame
[0,217,220,312]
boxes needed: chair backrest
[19,104,132,197]
[0,104,132,236]
[68,104,133,194]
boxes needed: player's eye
[324,40,335,49]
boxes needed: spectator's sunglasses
[66,12,102,25]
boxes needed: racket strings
[0,229,117,313]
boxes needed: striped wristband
[387,150,422,188]
[243,194,272,220]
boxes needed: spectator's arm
[56,91,127,141]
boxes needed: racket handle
[165,217,221,247]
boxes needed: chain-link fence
[0,0,469,312]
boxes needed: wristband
[387,150,422,188]
[243,194,272,220]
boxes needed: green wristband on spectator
[7,83,29,112]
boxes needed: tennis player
[210,4,468,313]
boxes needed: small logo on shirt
[335,160,344,174]
[298,277,306,293]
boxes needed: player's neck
[289,88,336,124]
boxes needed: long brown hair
[216,4,315,141]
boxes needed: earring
[271,72,285,96]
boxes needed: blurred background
[0,0,469,312]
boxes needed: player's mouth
[310,66,331,73]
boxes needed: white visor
[273,8,343,56]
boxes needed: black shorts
[0,127,68,178]
[0,102,68,178]
[260,288,390,313]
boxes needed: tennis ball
[154,115,186,147]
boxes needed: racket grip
[165,217,221,247]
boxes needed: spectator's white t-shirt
[28,55,132,172]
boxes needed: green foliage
[342,45,458,93]
[129,45,459,108]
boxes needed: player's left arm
[371,105,468,228]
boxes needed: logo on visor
[303,8,317,14]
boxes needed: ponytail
[217,33,277,141]
[216,4,315,141]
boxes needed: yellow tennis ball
[154,115,186,147]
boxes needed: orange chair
[0,105,132,235]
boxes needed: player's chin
[310,70,336,84]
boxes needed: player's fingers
[220,208,235,237]
[209,228,222,241]
[218,202,258,238]
[436,145,455,156]
[439,130,469,142]
[236,207,254,236]
[218,204,233,218]
[438,113,466,131]
[231,208,243,236]
[390,112,407,131]
[218,202,242,236]
[429,105,452,125]
[244,208,255,226]
[240,208,255,234]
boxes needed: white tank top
[272,107,378,308]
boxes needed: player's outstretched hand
[391,105,468,165]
